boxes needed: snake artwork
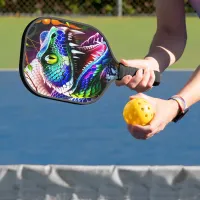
[24,20,117,103]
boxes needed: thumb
[120,59,147,69]
[120,59,129,66]
[129,93,148,100]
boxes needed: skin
[117,0,200,139]
[128,66,200,140]
[115,0,187,92]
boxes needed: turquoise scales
[24,26,117,103]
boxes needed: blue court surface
[0,71,199,165]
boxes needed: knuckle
[122,77,128,82]
[123,76,132,84]
[130,77,138,84]
[128,83,137,89]
[139,81,147,88]
[137,73,143,80]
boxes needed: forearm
[144,0,187,73]
[145,31,187,72]
[176,65,200,107]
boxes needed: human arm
[127,65,200,140]
[116,0,187,91]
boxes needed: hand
[126,93,180,140]
[115,57,160,93]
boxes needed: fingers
[128,117,165,140]
[115,59,133,86]
[115,59,145,88]
[134,68,153,93]
[127,124,146,139]
[127,69,143,89]
[148,70,156,88]
[129,124,161,140]
[129,92,146,100]
[139,68,151,88]
[128,125,152,140]
[115,59,156,92]
[115,75,132,86]
[120,59,146,67]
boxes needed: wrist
[168,99,181,119]
[144,56,160,72]
[168,95,189,123]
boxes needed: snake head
[36,26,85,95]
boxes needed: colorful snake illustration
[24,25,117,103]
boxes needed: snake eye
[45,54,58,64]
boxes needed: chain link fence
[0,0,196,16]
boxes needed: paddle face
[19,17,119,105]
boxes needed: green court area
[0,16,199,69]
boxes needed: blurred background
[0,0,196,16]
[0,0,199,69]
[0,1,199,165]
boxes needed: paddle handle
[117,63,161,86]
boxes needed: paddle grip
[117,63,161,86]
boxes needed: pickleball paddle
[19,17,161,105]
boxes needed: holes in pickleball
[145,114,148,117]
[141,108,144,111]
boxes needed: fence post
[117,0,122,16]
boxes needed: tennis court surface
[0,14,200,200]
[0,70,199,165]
